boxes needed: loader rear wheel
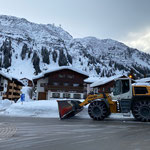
[88,101,108,120]
[132,100,150,122]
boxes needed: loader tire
[88,101,108,120]
[132,100,150,122]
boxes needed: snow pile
[0,99,133,119]
[17,86,33,102]
[0,99,14,111]
[0,100,59,118]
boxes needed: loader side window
[134,87,148,94]
[122,80,130,93]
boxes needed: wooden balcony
[9,83,22,89]
[9,89,22,94]
[3,95,20,99]
[44,85,84,93]
[8,95,20,99]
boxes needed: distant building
[33,67,89,100]
[136,77,150,84]
[20,78,33,87]
[84,77,99,94]
[0,71,24,101]
[90,75,128,93]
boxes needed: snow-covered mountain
[0,15,150,79]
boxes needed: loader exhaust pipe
[57,100,83,119]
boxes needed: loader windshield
[113,79,130,96]
[113,80,122,95]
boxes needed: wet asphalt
[0,116,150,150]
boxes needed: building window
[53,82,59,86]
[59,74,65,78]
[63,93,70,98]
[40,83,44,87]
[73,83,79,87]
[103,88,105,92]
[73,94,81,99]
[52,93,60,98]
[0,87,3,91]
[67,75,74,79]
[64,83,69,86]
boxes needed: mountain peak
[0,15,150,79]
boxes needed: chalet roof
[33,66,89,80]
[132,82,150,86]
[0,71,24,86]
[0,71,12,80]
[90,74,127,88]
[84,76,100,83]
[135,77,150,83]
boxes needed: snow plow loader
[57,78,150,122]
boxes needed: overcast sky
[0,0,150,53]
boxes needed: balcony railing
[44,85,84,93]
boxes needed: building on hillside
[84,77,99,94]
[33,67,89,100]
[20,78,33,87]
[90,75,128,94]
[0,71,24,101]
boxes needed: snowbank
[0,99,14,111]
[0,99,133,119]
[0,100,59,118]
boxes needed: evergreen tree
[41,47,50,64]
[1,39,12,69]
[67,52,72,64]
[95,67,101,75]
[28,50,32,59]
[21,43,28,60]
[52,50,57,62]
[32,52,41,75]
[58,49,68,66]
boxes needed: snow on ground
[0,86,133,119]
[0,99,14,111]
[0,100,59,118]
[0,99,133,119]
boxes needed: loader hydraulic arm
[79,93,111,107]
[57,93,115,119]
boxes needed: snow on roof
[135,77,150,83]
[33,66,89,80]
[84,76,100,83]
[132,82,150,86]
[0,71,12,80]
[90,74,127,88]
[0,71,24,85]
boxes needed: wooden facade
[33,67,88,100]
[91,75,128,94]
[0,73,23,101]
[97,81,114,93]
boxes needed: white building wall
[0,77,8,100]
[3,79,8,92]
[36,77,48,99]
[47,91,84,99]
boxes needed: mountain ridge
[0,15,150,79]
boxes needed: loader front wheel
[88,101,108,120]
[132,100,150,122]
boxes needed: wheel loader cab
[111,78,132,101]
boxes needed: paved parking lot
[0,122,16,140]
[0,116,150,150]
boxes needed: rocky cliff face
[0,15,150,79]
